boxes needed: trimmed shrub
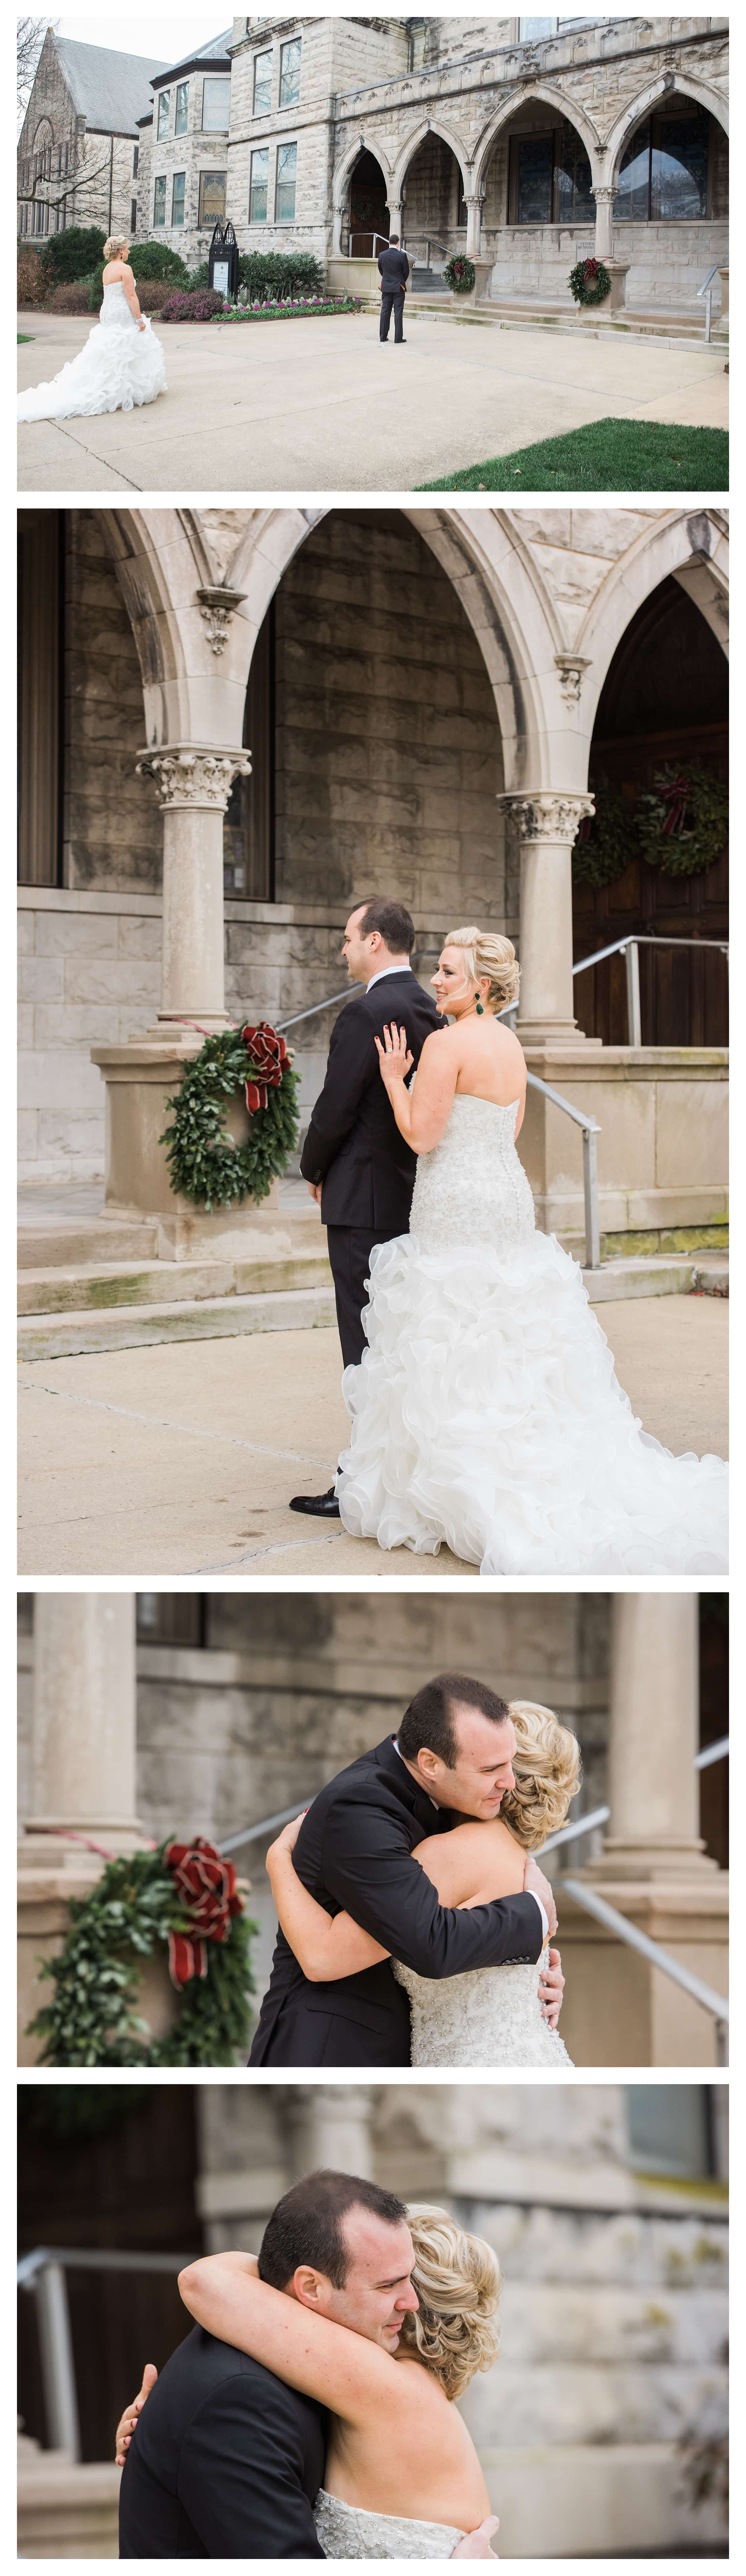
[237,249,325,301]
[17,245,47,309]
[48,279,96,315]
[39,224,106,284]
[133,279,170,314]
[127,238,191,284]
[189,261,211,290]
[159,286,227,322]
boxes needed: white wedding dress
[17,280,166,421]
[393,1939,572,2068]
[335,1094,727,1574]
[314,2490,466,2557]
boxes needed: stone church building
[17,31,169,243]
[19,19,729,316]
[18,504,728,1299]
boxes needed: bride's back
[324,2349,489,2525]
[450,1015,527,1113]
[414,1814,526,1908]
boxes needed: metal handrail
[573,932,729,1050]
[18,2248,198,2461]
[560,1876,729,2065]
[348,231,389,257]
[696,260,721,343]
[275,975,602,1268]
[695,1735,729,1772]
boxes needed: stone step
[17,1217,161,1270]
[394,296,723,353]
[18,1247,332,1316]
[582,1255,728,1303]
[18,1283,338,1360]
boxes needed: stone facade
[17,31,167,245]
[126,15,730,310]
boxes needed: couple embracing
[118,2168,503,2557]
[250,1674,574,2071]
[291,897,726,1573]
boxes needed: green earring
[475,993,484,1014]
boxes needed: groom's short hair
[258,2169,408,2290]
[355,898,416,955]
[399,1673,511,1770]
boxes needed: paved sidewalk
[17,309,728,493]
[18,1294,727,1577]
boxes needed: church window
[198,168,227,225]
[153,175,166,226]
[175,81,189,136]
[202,76,231,132]
[157,88,170,139]
[250,147,269,223]
[279,37,301,108]
[275,139,297,221]
[172,171,185,225]
[614,107,710,221]
[253,49,272,116]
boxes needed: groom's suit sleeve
[176,2373,325,2558]
[299,1005,376,1184]
[320,1797,544,1978]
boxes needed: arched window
[615,102,712,221]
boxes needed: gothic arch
[392,117,470,204]
[604,73,729,189]
[473,83,604,195]
[575,510,728,745]
[332,130,395,210]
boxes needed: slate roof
[55,38,170,136]
[153,30,234,86]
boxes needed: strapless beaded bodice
[410,1093,535,1255]
[392,1941,572,2068]
[101,280,138,330]
[313,2489,466,2557]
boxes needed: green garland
[444,255,475,296]
[160,1025,300,1212]
[27,1845,257,2068]
[572,787,635,890]
[636,764,728,879]
[569,257,611,307]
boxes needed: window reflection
[615,108,709,221]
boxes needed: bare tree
[18,16,55,131]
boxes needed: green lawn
[18,333,34,344]
[419,417,728,493]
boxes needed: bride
[266,1700,577,2067]
[117,2203,502,2558]
[17,235,166,422]
[335,927,727,1574]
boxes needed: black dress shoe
[289,1486,341,1517]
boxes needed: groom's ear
[291,2264,330,2312]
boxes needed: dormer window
[202,75,231,132]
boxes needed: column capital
[497,790,594,844]
[591,183,615,205]
[195,586,248,659]
[136,745,252,812]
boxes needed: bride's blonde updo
[103,236,130,260]
[500,1701,581,1849]
[400,2204,501,2401]
[446,927,521,1012]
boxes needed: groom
[250,1673,562,2068]
[118,2167,498,2557]
[290,895,440,1519]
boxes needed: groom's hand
[539,1944,565,2027]
[115,2362,158,2465]
[307,1182,322,1204]
[523,1853,557,1939]
[452,2516,499,2556]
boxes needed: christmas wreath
[444,255,475,296]
[636,764,728,879]
[27,1838,257,2067]
[569,256,611,307]
[572,788,636,890]
[160,1022,300,1211]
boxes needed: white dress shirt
[366,965,414,992]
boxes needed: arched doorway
[479,101,597,297]
[347,148,389,257]
[400,134,466,273]
[573,576,728,1046]
[610,90,728,312]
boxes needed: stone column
[18,1596,148,2065]
[331,203,343,257]
[465,194,482,257]
[591,182,615,262]
[556,1595,728,2069]
[23,1593,141,1856]
[497,791,594,1046]
[136,745,252,1033]
[285,2087,374,2182]
[388,197,403,239]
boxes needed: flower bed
[213,295,361,322]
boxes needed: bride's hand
[267,1811,307,1867]
[115,2362,158,2465]
[374,1023,414,1090]
[452,2515,499,2557]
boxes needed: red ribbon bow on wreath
[584,258,598,280]
[164,1836,244,1987]
[659,775,692,836]
[240,1022,290,1114]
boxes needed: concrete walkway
[17,309,728,493]
[18,1295,727,1577]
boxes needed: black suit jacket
[378,247,410,290]
[299,971,441,1231]
[118,2323,326,2559]
[249,1735,544,2068]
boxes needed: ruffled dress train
[18,279,166,421]
[335,1096,727,1575]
